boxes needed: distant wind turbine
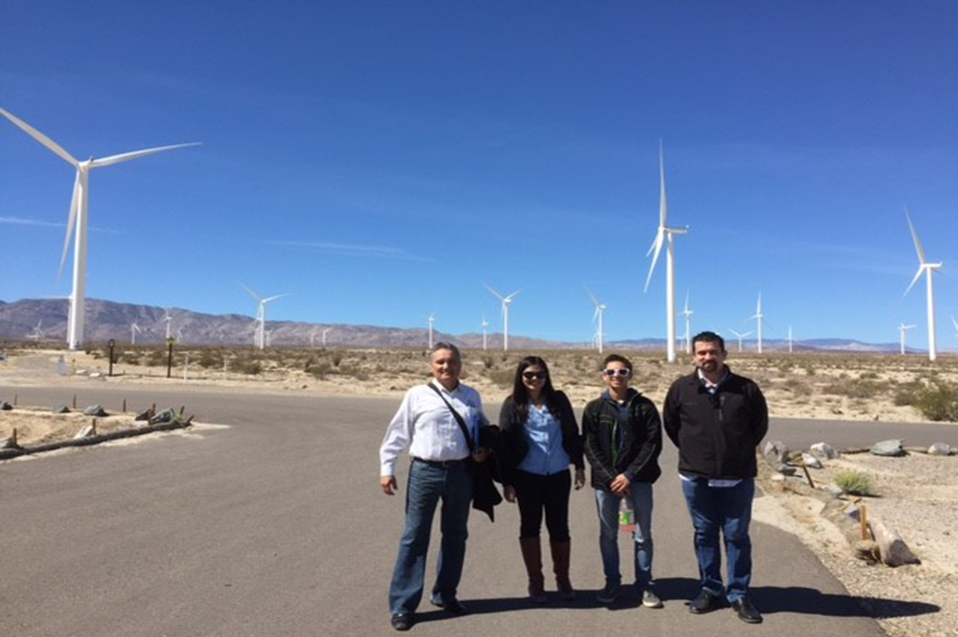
[322,327,332,349]
[485,284,521,351]
[427,313,435,350]
[898,322,916,356]
[163,310,174,340]
[680,291,694,354]
[587,289,607,354]
[749,294,765,354]
[131,321,142,345]
[0,108,199,351]
[28,320,44,342]
[644,142,688,363]
[480,316,489,351]
[729,328,752,353]
[786,325,794,354]
[903,208,942,362]
[242,284,289,350]
[310,328,318,348]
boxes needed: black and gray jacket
[582,388,662,490]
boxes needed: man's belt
[412,456,469,468]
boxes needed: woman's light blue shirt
[518,404,571,475]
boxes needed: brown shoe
[519,537,548,603]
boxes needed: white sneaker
[642,588,663,608]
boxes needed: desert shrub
[860,371,880,380]
[331,353,343,367]
[489,368,514,388]
[197,349,221,369]
[339,364,370,381]
[120,351,140,365]
[893,381,923,407]
[307,361,332,379]
[482,356,494,369]
[146,349,167,367]
[833,470,875,496]
[236,360,262,375]
[913,383,958,422]
[822,379,881,400]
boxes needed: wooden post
[122,398,127,413]
[179,405,185,415]
[13,394,17,406]
[72,393,77,409]
[860,503,869,540]
[801,462,816,489]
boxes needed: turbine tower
[163,310,174,340]
[729,328,752,353]
[480,316,489,351]
[242,284,289,350]
[427,313,435,350]
[898,322,916,356]
[587,289,607,354]
[322,327,332,349]
[680,291,694,354]
[485,284,520,351]
[310,328,318,348]
[904,208,942,362]
[131,321,142,345]
[786,325,794,354]
[749,294,765,354]
[644,142,688,363]
[0,108,199,350]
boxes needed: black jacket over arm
[663,367,769,480]
[497,391,584,487]
[582,388,662,490]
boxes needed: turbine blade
[505,289,521,301]
[58,172,81,278]
[262,293,289,304]
[89,142,201,168]
[484,283,505,301]
[592,307,599,323]
[904,207,927,265]
[241,283,261,300]
[0,108,79,166]
[658,141,668,227]
[644,230,665,292]
[586,288,599,306]
[904,266,924,297]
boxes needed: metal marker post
[108,339,116,377]
[166,337,175,378]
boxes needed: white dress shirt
[379,379,486,477]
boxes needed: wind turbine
[729,328,752,353]
[485,284,520,351]
[587,289,607,354]
[131,321,142,345]
[898,322,916,356]
[163,310,174,340]
[242,284,289,350]
[0,108,199,351]
[903,208,942,362]
[28,320,44,342]
[427,313,435,350]
[310,328,318,348]
[644,142,688,363]
[176,327,184,343]
[265,329,274,348]
[322,327,332,349]
[786,325,794,354]
[749,294,765,354]
[480,317,489,351]
[680,291,694,354]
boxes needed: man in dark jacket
[663,331,768,624]
[583,353,663,608]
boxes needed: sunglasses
[603,368,632,377]
[522,371,548,380]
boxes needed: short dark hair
[601,353,633,371]
[692,331,726,352]
[432,341,461,360]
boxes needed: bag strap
[427,382,476,453]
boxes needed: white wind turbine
[28,320,44,342]
[749,294,765,354]
[587,289,607,354]
[322,327,332,349]
[644,142,688,363]
[729,328,752,353]
[903,209,942,362]
[176,327,184,343]
[131,321,142,345]
[485,285,521,351]
[427,313,436,350]
[310,328,318,348]
[0,108,199,351]
[163,310,174,340]
[786,325,794,354]
[680,291,694,354]
[480,317,489,351]
[898,322,916,356]
[242,284,289,350]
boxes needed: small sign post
[166,337,175,379]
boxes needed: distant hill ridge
[0,297,916,353]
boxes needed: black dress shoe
[431,598,469,614]
[391,612,414,631]
[688,589,724,614]
[731,597,763,624]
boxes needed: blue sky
[1,1,956,347]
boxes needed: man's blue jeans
[594,482,654,590]
[680,477,754,603]
[389,459,473,615]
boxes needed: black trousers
[514,469,572,541]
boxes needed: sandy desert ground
[2,346,956,636]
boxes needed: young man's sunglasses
[603,368,632,377]
[522,371,548,380]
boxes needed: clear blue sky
[1,2,956,347]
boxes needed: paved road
[2,383,948,636]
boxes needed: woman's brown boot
[551,539,575,600]
[519,537,548,603]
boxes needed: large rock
[53,404,70,414]
[73,422,97,439]
[801,452,823,469]
[869,515,920,566]
[809,442,838,460]
[0,401,13,411]
[83,405,109,417]
[763,440,789,466]
[776,464,797,476]
[150,408,176,424]
[870,439,905,457]
[928,442,952,456]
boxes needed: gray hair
[432,341,461,360]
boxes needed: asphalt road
[2,383,950,636]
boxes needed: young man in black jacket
[582,353,663,608]
[663,331,768,624]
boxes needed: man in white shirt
[380,342,489,631]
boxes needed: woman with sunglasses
[498,356,585,603]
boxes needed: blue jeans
[389,459,473,615]
[680,477,754,603]
[594,482,654,589]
